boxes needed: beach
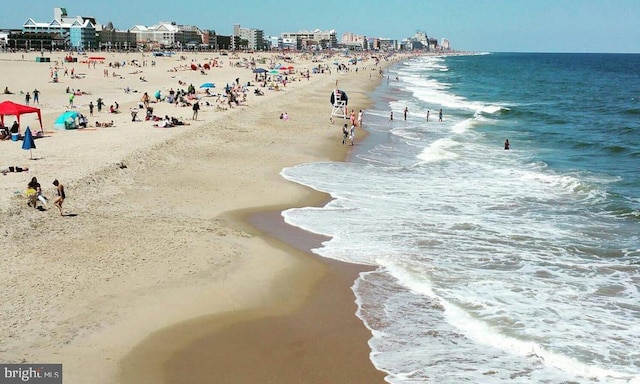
[0,50,394,382]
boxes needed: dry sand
[0,50,399,383]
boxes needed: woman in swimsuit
[53,179,65,216]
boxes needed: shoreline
[117,59,394,383]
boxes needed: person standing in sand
[32,89,40,105]
[52,179,65,216]
[357,109,363,127]
[349,124,355,146]
[89,101,94,116]
[342,124,349,145]
[141,92,150,109]
[192,101,200,120]
[25,92,31,105]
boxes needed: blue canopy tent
[53,111,79,130]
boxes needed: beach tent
[0,101,43,132]
[53,111,79,130]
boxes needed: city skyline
[2,0,639,53]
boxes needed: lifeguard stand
[330,89,348,120]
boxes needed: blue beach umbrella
[199,82,215,89]
[21,126,36,159]
[253,68,267,74]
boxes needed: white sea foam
[416,138,460,162]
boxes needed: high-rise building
[233,24,267,51]
[281,29,337,50]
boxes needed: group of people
[341,123,355,146]
[24,89,40,105]
[0,121,20,140]
[23,176,66,216]
[152,115,190,128]
[392,108,444,122]
[334,109,363,146]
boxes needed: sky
[3,0,639,53]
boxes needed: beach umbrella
[199,82,215,89]
[253,68,267,73]
[269,70,279,75]
[21,126,36,159]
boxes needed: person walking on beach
[403,107,408,121]
[89,101,94,116]
[97,98,104,113]
[342,124,349,145]
[192,101,200,120]
[438,109,443,122]
[25,92,31,105]
[68,94,75,108]
[349,124,355,146]
[52,179,65,216]
[357,109,363,127]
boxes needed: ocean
[281,53,640,383]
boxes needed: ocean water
[281,53,640,383]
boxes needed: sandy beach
[0,49,399,382]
